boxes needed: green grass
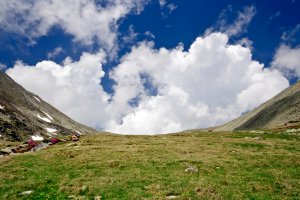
[0,131,299,199]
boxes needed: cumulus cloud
[105,33,288,134]
[0,0,148,50]
[7,33,289,134]
[271,44,300,78]
[7,51,110,128]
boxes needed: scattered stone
[20,190,33,195]
[244,137,250,139]
[195,187,201,193]
[231,150,236,153]
[66,143,78,147]
[166,195,179,199]
[250,130,265,134]
[0,155,4,159]
[81,185,88,193]
[94,196,102,200]
[185,166,198,173]
[144,184,161,190]
[71,135,79,142]
[253,137,264,140]
[0,147,13,155]
[216,166,220,169]
[286,129,300,133]
[30,142,50,152]
[68,195,76,199]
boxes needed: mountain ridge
[0,72,97,141]
[214,81,300,131]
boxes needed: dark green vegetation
[0,131,299,199]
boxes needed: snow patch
[0,105,5,110]
[75,131,82,135]
[41,110,53,121]
[37,110,53,123]
[33,96,41,103]
[37,114,52,123]
[31,135,44,141]
[45,127,57,133]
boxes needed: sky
[0,0,300,134]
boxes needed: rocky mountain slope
[215,81,300,131]
[0,72,96,141]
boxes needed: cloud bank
[0,0,148,51]
[7,32,289,134]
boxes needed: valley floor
[0,131,299,199]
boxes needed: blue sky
[1,0,300,134]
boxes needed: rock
[30,143,50,152]
[94,196,102,200]
[0,147,12,155]
[253,137,264,140]
[244,137,250,139]
[166,195,179,199]
[0,155,4,159]
[20,190,33,195]
[185,166,198,173]
[71,135,79,142]
[66,143,78,147]
[144,184,161,190]
[250,130,265,134]
[195,187,201,193]
[80,185,88,193]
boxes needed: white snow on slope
[75,131,82,135]
[37,114,52,123]
[33,96,41,103]
[45,127,57,133]
[0,105,5,110]
[31,135,44,141]
[41,110,53,121]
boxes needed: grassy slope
[0,131,299,200]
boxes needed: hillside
[0,72,96,141]
[215,81,300,131]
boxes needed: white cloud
[106,33,289,134]
[158,0,177,17]
[47,47,64,59]
[7,51,110,128]
[206,5,256,37]
[271,44,300,78]
[166,3,177,13]
[159,0,167,7]
[269,11,281,20]
[237,37,253,49]
[0,0,148,51]
[0,63,7,71]
[122,25,139,44]
[281,24,300,42]
[144,31,155,39]
[7,33,289,134]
